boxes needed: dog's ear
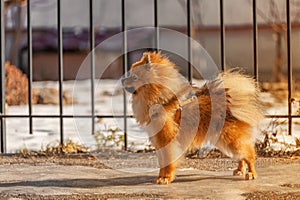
[144,53,152,64]
[143,53,152,70]
[132,53,153,70]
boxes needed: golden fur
[122,52,263,184]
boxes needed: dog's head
[121,52,178,95]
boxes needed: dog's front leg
[155,139,181,185]
[156,162,176,184]
[147,109,181,185]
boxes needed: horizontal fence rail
[0,0,296,153]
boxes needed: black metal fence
[0,0,296,153]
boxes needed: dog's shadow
[0,174,243,188]
[176,174,245,183]
[0,175,155,188]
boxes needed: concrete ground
[0,156,299,200]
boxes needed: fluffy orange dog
[122,52,263,184]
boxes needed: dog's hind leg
[243,145,257,180]
[235,146,257,180]
[219,122,257,180]
[233,160,246,176]
[232,142,257,180]
[216,129,257,180]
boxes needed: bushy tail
[221,70,263,126]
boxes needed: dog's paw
[156,177,173,185]
[233,169,244,176]
[245,172,257,180]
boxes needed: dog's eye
[132,74,138,81]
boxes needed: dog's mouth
[121,77,137,94]
[124,87,137,94]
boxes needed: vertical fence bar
[89,0,95,135]
[219,0,225,71]
[57,0,64,145]
[252,0,258,80]
[122,0,128,150]
[286,0,292,135]
[0,0,6,153]
[154,0,159,51]
[187,0,192,82]
[27,0,33,134]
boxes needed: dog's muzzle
[121,78,136,94]
[124,86,136,94]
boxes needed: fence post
[286,0,292,135]
[187,0,192,83]
[89,0,95,135]
[219,0,225,71]
[27,0,33,134]
[252,0,258,80]
[122,0,128,150]
[0,0,7,153]
[57,0,64,145]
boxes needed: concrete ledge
[0,159,299,199]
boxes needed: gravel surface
[2,152,299,172]
[0,154,109,169]
[1,153,300,173]
[0,193,164,200]
[181,156,300,171]
[242,191,300,200]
